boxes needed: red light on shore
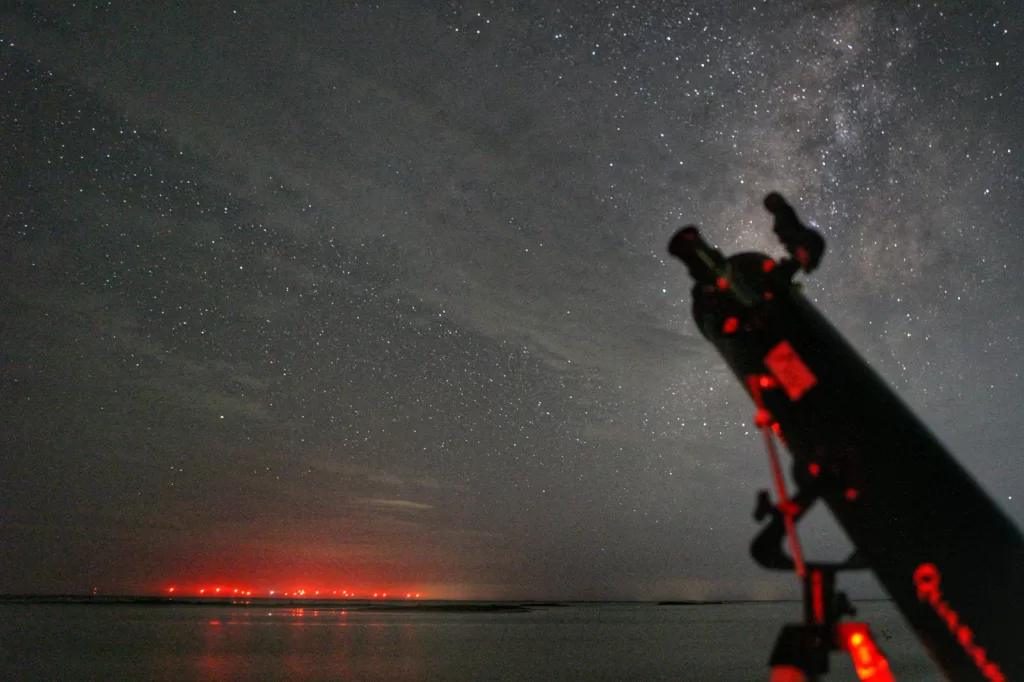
[199,589,205,594]
[168,587,176,593]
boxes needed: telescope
[667,193,1024,682]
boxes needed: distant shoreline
[0,595,892,610]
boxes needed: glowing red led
[840,625,894,681]
[762,259,776,273]
[722,317,740,334]
[845,488,859,501]
[808,463,821,477]
[716,276,729,290]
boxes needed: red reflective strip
[765,341,818,401]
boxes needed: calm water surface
[0,602,941,681]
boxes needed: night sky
[2,1,1022,600]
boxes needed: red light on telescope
[722,316,740,334]
[762,259,776,273]
[754,408,772,428]
[913,563,1006,681]
[845,488,859,501]
[808,463,820,476]
[764,341,817,401]
[716,276,728,290]
[838,624,895,682]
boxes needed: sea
[0,600,942,681]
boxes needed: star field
[2,1,1022,599]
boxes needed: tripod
[753,456,895,682]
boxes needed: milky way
[2,1,1022,599]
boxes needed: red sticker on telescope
[765,340,818,401]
